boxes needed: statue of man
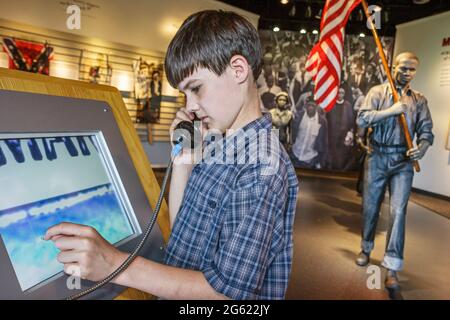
[355,52,434,289]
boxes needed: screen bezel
[0,131,143,293]
[0,90,166,300]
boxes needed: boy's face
[178,67,245,133]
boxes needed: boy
[44,10,299,300]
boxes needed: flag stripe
[315,75,334,100]
[331,34,343,61]
[321,40,341,79]
[320,0,347,40]
[322,87,339,112]
[321,0,356,40]
[320,0,342,30]
[322,0,345,25]
[306,0,361,111]
[321,1,361,43]
[316,77,337,104]
[315,65,328,86]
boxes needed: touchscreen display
[0,133,139,292]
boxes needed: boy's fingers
[63,263,81,276]
[45,235,64,242]
[57,250,82,264]
[53,236,86,251]
[170,109,194,135]
[176,108,194,121]
[179,107,195,120]
[44,222,91,240]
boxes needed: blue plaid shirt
[165,113,299,299]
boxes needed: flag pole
[360,0,420,172]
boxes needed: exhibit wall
[0,0,259,167]
[394,11,450,197]
[0,18,172,142]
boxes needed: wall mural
[258,30,394,172]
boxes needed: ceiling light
[281,0,289,4]
[273,26,280,32]
[312,29,318,35]
[300,28,307,34]
[359,33,366,38]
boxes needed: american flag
[306,0,362,112]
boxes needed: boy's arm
[44,223,229,300]
[169,163,193,228]
[168,107,205,227]
[112,254,229,300]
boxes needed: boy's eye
[191,85,201,94]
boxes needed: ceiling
[0,0,259,54]
[218,0,450,35]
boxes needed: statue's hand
[406,140,431,161]
[390,101,407,116]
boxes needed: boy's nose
[185,99,200,113]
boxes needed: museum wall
[0,0,259,167]
[394,11,450,197]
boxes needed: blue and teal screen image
[0,133,137,291]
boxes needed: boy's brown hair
[165,10,262,88]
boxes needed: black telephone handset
[172,115,202,150]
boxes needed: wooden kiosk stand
[0,68,171,300]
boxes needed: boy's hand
[169,107,196,141]
[44,223,127,282]
[169,108,208,165]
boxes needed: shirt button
[207,200,217,209]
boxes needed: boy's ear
[229,55,250,84]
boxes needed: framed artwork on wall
[133,59,163,125]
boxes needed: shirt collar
[386,82,412,97]
[203,113,273,163]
